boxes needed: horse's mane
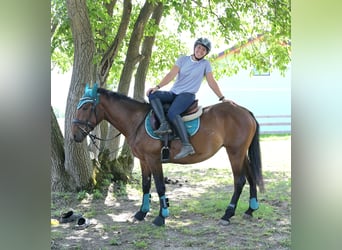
[97,88,149,105]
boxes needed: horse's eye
[82,105,89,110]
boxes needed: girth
[150,100,199,131]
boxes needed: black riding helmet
[194,37,211,54]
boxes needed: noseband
[72,97,97,137]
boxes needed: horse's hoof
[218,219,230,226]
[134,211,147,221]
[152,216,165,226]
[243,213,253,220]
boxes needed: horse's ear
[85,83,90,93]
[92,83,98,98]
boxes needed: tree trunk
[118,0,155,94]
[105,0,155,164]
[64,0,95,190]
[98,0,132,161]
[51,106,74,192]
[110,0,156,175]
[97,0,132,86]
[134,2,164,101]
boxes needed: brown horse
[72,83,264,226]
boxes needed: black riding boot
[171,115,195,159]
[150,99,171,135]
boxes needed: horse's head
[72,83,100,142]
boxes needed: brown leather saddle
[150,100,199,130]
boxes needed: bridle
[72,97,98,138]
[72,96,121,151]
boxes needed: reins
[87,131,122,156]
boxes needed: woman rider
[146,38,235,159]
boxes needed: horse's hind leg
[220,153,247,225]
[243,166,259,219]
[221,174,246,224]
[150,162,169,226]
[134,161,152,221]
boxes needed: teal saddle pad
[144,110,200,140]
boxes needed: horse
[72,83,264,226]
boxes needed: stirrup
[161,146,170,163]
[161,134,170,163]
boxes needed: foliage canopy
[51,0,291,83]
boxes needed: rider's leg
[148,92,174,135]
[150,98,171,135]
[167,93,196,159]
[171,115,195,159]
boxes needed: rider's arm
[206,72,225,100]
[146,65,179,96]
[206,72,236,105]
[156,65,179,89]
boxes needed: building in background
[197,37,291,134]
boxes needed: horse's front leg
[151,162,169,226]
[134,161,152,221]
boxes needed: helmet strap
[192,53,205,61]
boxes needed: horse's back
[202,102,255,127]
[199,102,256,145]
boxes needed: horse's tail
[248,113,265,193]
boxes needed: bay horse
[72,83,264,226]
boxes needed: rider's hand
[146,86,159,97]
[222,98,237,106]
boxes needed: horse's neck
[102,97,148,137]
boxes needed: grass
[51,136,291,249]
[134,240,149,249]
[109,237,121,246]
[158,141,291,249]
[260,133,291,141]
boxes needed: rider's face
[194,44,208,58]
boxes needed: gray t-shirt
[170,55,212,95]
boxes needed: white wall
[197,66,291,134]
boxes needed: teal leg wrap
[141,193,151,213]
[250,197,259,210]
[160,195,169,218]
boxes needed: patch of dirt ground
[51,138,291,249]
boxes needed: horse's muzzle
[72,125,88,142]
[72,119,94,142]
[73,130,85,142]
[73,133,82,142]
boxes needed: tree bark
[64,0,95,190]
[51,106,74,192]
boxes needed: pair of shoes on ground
[58,210,90,230]
[59,210,82,223]
[73,216,90,230]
